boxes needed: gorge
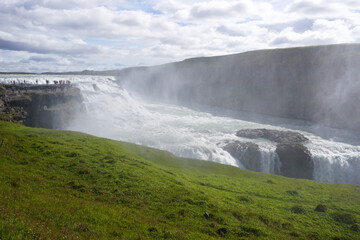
[1,44,360,185]
[116,44,360,132]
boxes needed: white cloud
[270,19,355,47]
[286,0,337,14]
[190,0,253,19]
[0,32,105,55]
[0,0,359,72]
[29,55,57,62]
[217,22,269,37]
[153,0,187,13]
[285,0,357,18]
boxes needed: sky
[0,0,360,72]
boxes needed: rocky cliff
[116,44,360,132]
[224,129,313,180]
[0,84,83,129]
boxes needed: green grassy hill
[0,121,359,239]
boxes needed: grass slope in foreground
[0,121,359,240]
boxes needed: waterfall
[1,74,360,184]
[306,137,360,184]
[259,146,281,174]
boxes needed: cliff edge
[117,44,360,132]
[0,84,83,129]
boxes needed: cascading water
[305,137,360,184]
[1,74,360,184]
[259,145,281,174]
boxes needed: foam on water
[305,136,360,184]
[1,74,359,184]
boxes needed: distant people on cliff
[59,80,71,85]
[66,80,71,88]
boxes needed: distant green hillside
[0,121,359,239]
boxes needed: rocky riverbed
[224,129,313,179]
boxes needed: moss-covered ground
[0,121,359,239]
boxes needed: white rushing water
[1,74,360,184]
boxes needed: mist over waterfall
[67,75,360,185]
[117,44,360,132]
[1,45,360,185]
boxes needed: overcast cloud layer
[0,0,359,72]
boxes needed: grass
[0,121,359,239]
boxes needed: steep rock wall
[117,44,360,131]
[1,85,83,129]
